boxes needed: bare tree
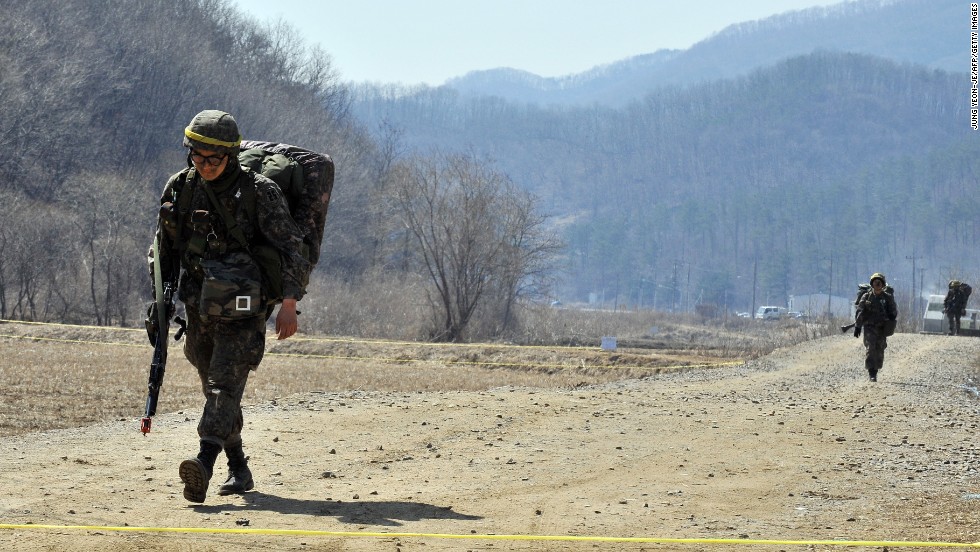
[57,173,154,325]
[491,190,563,333]
[395,152,560,341]
[6,206,73,321]
[0,191,21,318]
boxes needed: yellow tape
[0,524,977,547]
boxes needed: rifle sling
[151,234,168,355]
[203,182,251,252]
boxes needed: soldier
[855,272,898,382]
[148,110,309,503]
[943,280,969,336]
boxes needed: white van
[755,306,786,320]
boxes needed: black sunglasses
[189,150,228,168]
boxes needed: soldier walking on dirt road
[147,110,309,503]
[943,280,971,336]
[855,272,898,382]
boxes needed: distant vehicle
[550,300,562,307]
[755,306,787,320]
[787,311,807,319]
[736,312,751,318]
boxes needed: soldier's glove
[144,302,175,345]
[159,202,178,240]
[144,305,158,345]
[853,325,862,338]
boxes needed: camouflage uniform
[857,273,898,382]
[943,281,967,336]
[149,110,308,503]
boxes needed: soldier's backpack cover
[238,140,334,270]
[236,140,334,302]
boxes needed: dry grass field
[0,313,800,437]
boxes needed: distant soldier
[855,272,898,382]
[943,280,971,336]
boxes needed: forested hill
[0,0,379,325]
[354,51,976,309]
[2,0,976,327]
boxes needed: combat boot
[179,440,222,503]
[217,441,254,496]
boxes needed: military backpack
[236,140,334,301]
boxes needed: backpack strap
[168,168,193,256]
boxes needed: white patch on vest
[236,296,251,311]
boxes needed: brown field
[0,315,792,436]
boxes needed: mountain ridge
[439,0,962,106]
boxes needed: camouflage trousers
[947,312,962,335]
[862,324,887,377]
[183,304,266,446]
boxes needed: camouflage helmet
[950,279,961,289]
[869,272,886,286]
[182,110,242,155]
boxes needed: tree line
[0,0,559,342]
[352,51,978,316]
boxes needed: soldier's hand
[275,298,299,340]
[853,325,862,338]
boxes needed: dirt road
[1,332,979,551]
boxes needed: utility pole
[671,261,678,312]
[906,251,918,321]
[827,257,833,318]
[918,267,926,331]
[686,263,691,313]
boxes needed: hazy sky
[233,0,849,85]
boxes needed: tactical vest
[166,167,267,319]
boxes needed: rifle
[141,236,186,434]
[840,322,862,338]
